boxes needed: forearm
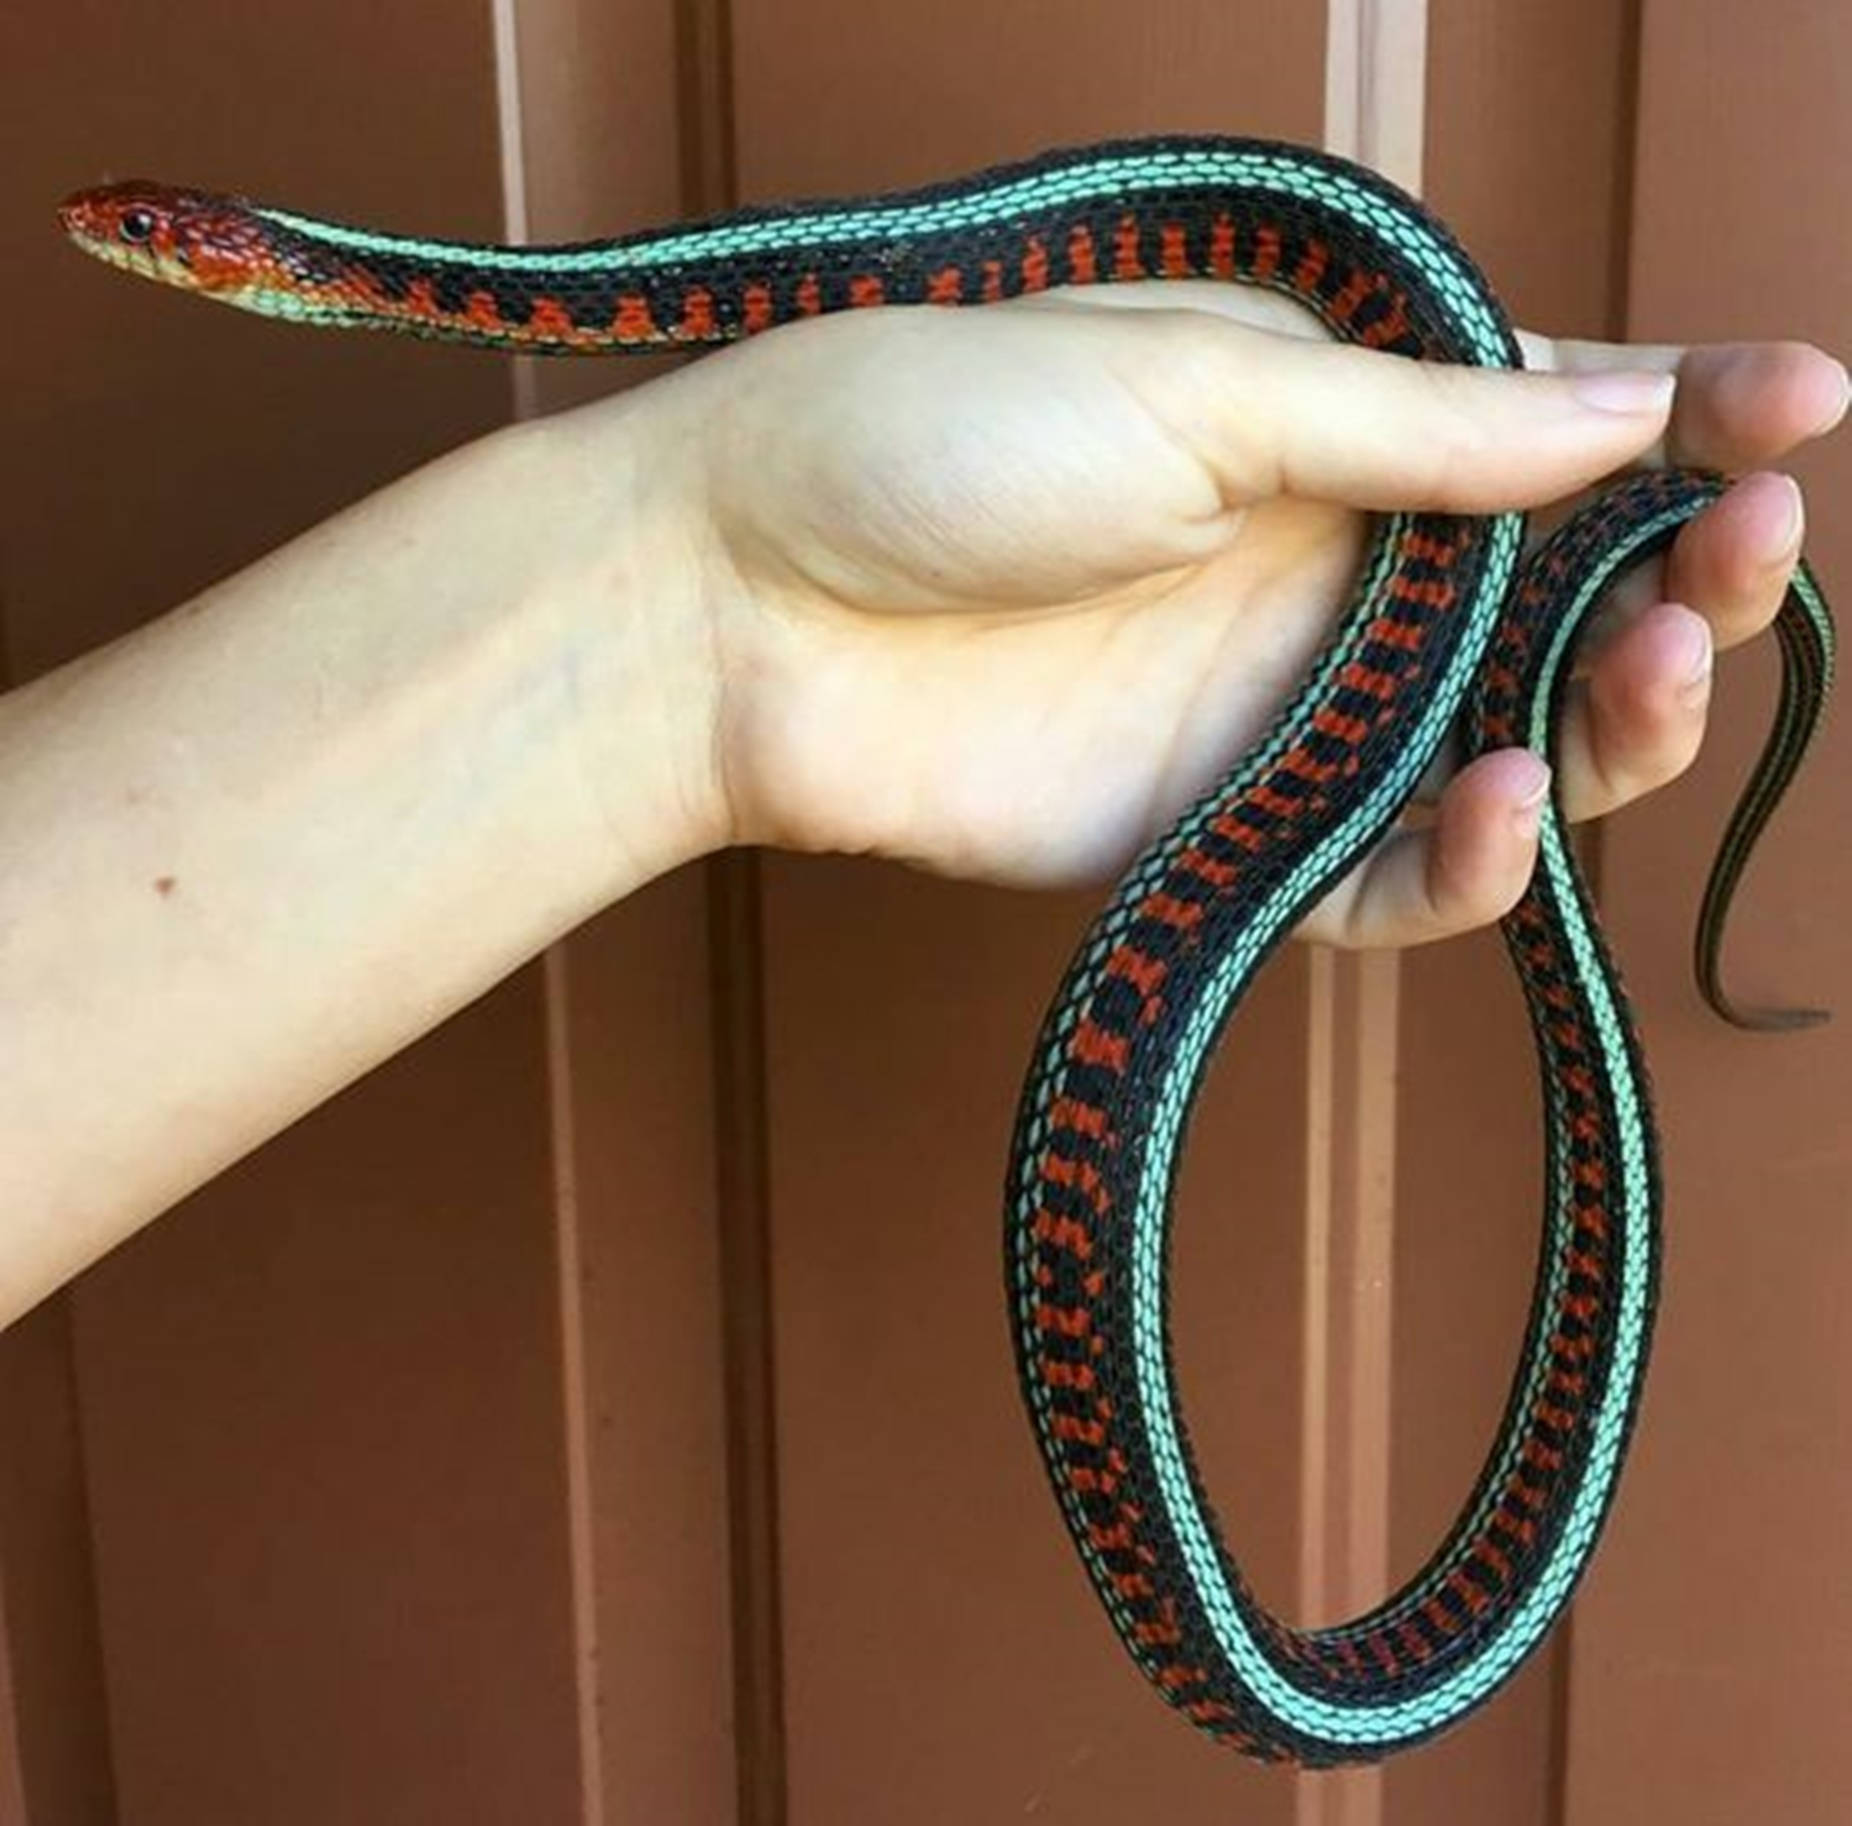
[0,401,723,1323]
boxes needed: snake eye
[118,207,158,245]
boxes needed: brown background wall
[2,0,1848,1821]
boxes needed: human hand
[596,288,1843,946]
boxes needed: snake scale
[60,138,1836,1764]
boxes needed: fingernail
[1676,612,1714,705]
[1511,754,1551,838]
[1767,474,1805,561]
[1572,370,1677,416]
[1814,360,1851,437]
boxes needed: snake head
[58,181,268,299]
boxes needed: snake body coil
[61,138,1837,1764]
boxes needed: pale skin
[0,284,1844,1326]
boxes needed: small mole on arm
[153,875,177,897]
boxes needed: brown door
[3,1,1848,1821]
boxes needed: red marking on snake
[1327,265,1374,327]
[464,290,502,331]
[849,274,886,308]
[1042,1152,1110,1216]
[742,283,774,332]
[678,285,717,338]
[614,294,656,342]
[1184,1698,1242,1727]
[1522,1435,1565,1472]
[1035,1303,1092,1338]
[1066,224,1098,284]
[1210,811,1266,853]
[1031,1211,1093,1261]
[794,273,823,315]
[1293,238,1329,292]
[1507,1481,1549,1521]
[1044,1360,1097,1391]
[1361,293,1411,347]
[527,298,575,341]
[1247,783,1305,820]
[1113,213,1143,280]
[1160,223,1189,277]
[1405,530,1460,561]
[1313,707,1372,747]
[1156,1662,1205,1692]
[1021,236,1050,291]
[1279,748,1340,786]
[926,266,963,303]
[1209,212,1237,277]
[1071,1018,1130,1071]
[1048,1095,1110,1140]
[981,259,1004,303]
[1133,1603,1183,1647]
[1138,892,1205,932]
[1339,661,1400,700]
[1251,223,1281,278]
[1368,614,1426,653]
[1174,847,1239,890]
[1105,945,1169,998]
[1448,1569,1491,1616]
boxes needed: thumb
[1143,316,1675,513]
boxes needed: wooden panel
[1,0,583,1818]
[731,7,1325,1817]
[546,873,740,1826]
[732,0,1325,196]
[71,983,582,1823]
[1569,4,1852,1819]
[0,0,513,683]
[0,1305,115,1823]
[760,865,1309,1823]
[1388,3,1640,1819]
[503,1,743,1819]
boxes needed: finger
[1520,334,1849,469]
[1131,316,1675,513]
[1305,748,1550,949]
[1577,470,1802,659]
[1551,602,1711,824]
[1660,470,1803,649]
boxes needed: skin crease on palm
[651,280,1846,949]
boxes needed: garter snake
[60,138,1837,1765]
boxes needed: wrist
[513,390,737,893]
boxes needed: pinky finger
[1300,748,1552,950]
